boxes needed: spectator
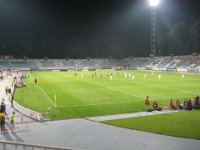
[169,99,175,110]
[145,96,150,111]
[9,111,15,132]
[10,94,14,108]
[176,100,181,110]
[184,99,188,109]
[195,96,200,108]
[0,102,6,115]
[188,99,193,110]
[153,101,161,111]
[0,109,5,132]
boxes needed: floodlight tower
[149,0,159,57]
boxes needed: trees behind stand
[1,19,200,58]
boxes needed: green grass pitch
[14,71,200,120]
[104,110,200,139]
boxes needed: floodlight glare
[149,0,160,6]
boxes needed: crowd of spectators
[145,96,200,112]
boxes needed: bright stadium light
[149,0,160,7]
[149,0,160,57]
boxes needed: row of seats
[0,55,200,70]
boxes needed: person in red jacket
[145,96,150,111]
[176,99,181,110]
[169,99,175,110]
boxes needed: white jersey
[124,72,127,78]
[132,75,135,80]
[158,74,161,80]
[110,75,113,81]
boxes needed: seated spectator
[188,99,193,110]
[184,99,188,109]
[195,96,200,108]
[153,101,161,111]
[184,99,193,110]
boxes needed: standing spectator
[145,96,150,111]
[9,111,15,132]
[176,100,181,110]
[195,96,200,108]
[188,99,192,110]
[10,94,14,108]
[5,85,9,94]
[1,99,7,115]
[0,102,6,115]
[0,109,5,132]
[184,99,188,109]
[169,99,175,110]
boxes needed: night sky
[0,0,200,58]
[0,0,199,36]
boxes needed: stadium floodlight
[149,0,160,7]
[149,0,160,57]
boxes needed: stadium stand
[0,55,200,73]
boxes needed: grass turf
[14,71,200,120]
[103,110,200,139]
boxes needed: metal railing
[0,140,79,150]
[13,101,44,121]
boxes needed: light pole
[149,0,160,57]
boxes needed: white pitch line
[29,74,56,108]
[37,85,57,108]
[106,87,144,99]
[106,87,194,101]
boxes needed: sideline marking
[30,74,56,108]
[37,85,57,107]
[106,87,144,99]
